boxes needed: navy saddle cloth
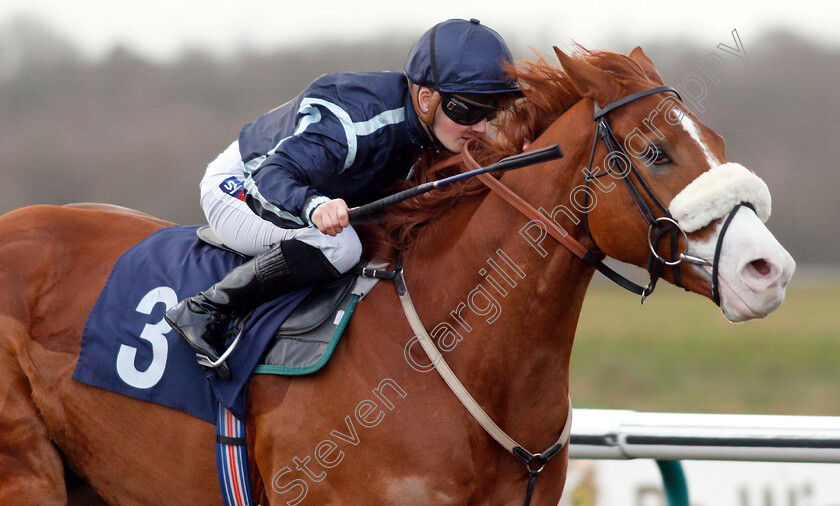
[73,225,318,423]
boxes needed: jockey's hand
[311,198,350,236]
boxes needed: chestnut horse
[0,47,794,504]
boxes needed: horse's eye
[650,146,671,166]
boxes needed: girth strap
[215,404,255,506]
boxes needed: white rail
[569,408,840,463]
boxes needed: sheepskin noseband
[668,163,771,233]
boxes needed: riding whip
[348,144,563,223]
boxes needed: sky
[1,0,838,61]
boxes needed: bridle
[469,85,720,305]
[584,85,714,300]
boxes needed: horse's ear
[628,46,665,85]
[553,46,612,102]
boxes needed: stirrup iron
[195,329,244,380]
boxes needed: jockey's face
[416,86,488,154]
[430,103,488,153]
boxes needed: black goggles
[440,93,498,125]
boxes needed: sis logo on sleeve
[220,176,246,201]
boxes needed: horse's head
[540,46,795,321]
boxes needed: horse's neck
[403,101,595,447]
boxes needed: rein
[472,167,651,296]
[464,144,655,298]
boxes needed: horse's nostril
[750,258,771,276]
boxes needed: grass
[569,274,840,415]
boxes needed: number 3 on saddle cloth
[73,225,371,424]
[73,225,376,506]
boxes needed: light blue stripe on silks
[354,107,405,136]
[299,99,406,171]
[299,98,356,171]
[242,100,406,225]
[242,174,305,226]
[295,102,323,136]
[241,131,302,226]
[240,100,334,226]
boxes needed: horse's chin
[717,271,787,322]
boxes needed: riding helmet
[405,18,520,95]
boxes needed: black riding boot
[164,238,341,365]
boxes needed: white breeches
[198,141,362,273]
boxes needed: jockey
[164,18,521,372]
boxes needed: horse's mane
[358,47,656,260]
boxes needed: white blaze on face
[678,114,722,169]
[669,163,795,322]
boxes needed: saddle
[196,226,382,375]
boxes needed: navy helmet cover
[404,18,520,96]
